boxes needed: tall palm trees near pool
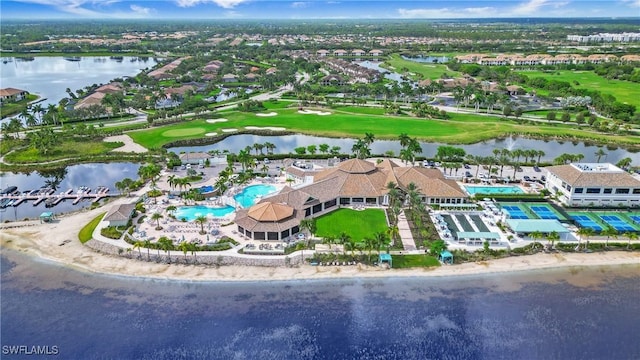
[195,215,207,235]
[151,212,163,230]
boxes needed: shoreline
[2,204,639,283]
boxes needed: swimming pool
[174,205,235,221]
[234,184,277,208]
[464,186,524,195]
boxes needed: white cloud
[510,0,568,15]
[175,0,249,8]
[620,0,640,7]
[397,7,496,18]
[130,4,152,15]
[15,0,104,16]
[291,2,309,8]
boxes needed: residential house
[0,88,29,105]
[222,73,238,83]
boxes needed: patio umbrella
[207,234,210,242]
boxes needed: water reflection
[169,135,640,164]
[0,162,140,221]
[0,56,157,111]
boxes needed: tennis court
[502,205,530,219]
[598,215,637,232]
[570,214,603,232]
[630,215,640,224]
[529,205,560,220]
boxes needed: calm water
[465,185,525,195]
[174,205,235,221]
[2,249,639,359]
[233,184,277,208]
[0,162,140,221]
[170,135,640,164]
[0,56,157,110]
[401,55,451,63]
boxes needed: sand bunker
[298,110,332,116]
[221,128,238,133]
[255,112,278,117]
[245,126,286,131]
[205,132,218,137]
[205,118,228,123]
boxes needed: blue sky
[2,1,639,20]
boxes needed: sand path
[104,135,148,153]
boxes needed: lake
[169,135,640,164]
[0,56,157,111]
[2,249,639,359]
[401,55,451,63]
[0,162,140,221]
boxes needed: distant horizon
[2,0,640,21]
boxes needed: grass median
[79,213,106,244]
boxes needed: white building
[545,163,640,207]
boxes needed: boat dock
[0,186,117,209]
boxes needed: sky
[1,0,639,20]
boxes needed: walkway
[397,210,417,251]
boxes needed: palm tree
[387,225,400,245]
[547,231,560,248]
[602,226,618,248]
[322,235,336,249]
[151,212,163,230]
[594,148,607,163]
[158,236,173,264]
[363,132,375,146]
[143,239,153,261]
[398,133,410,149]
[373,231,389,254]
[178,241,190,263]
[299,218,317,239]
[189,242,199,264]
[166,205,177,218]
[530,230,543,243]
[536,150,545,164]
[133,240,144,259]
[576,227,594,251]
[363,236,374,262]
[195,215,207,234]
[263,142,276,154]
[338,232,351,255]
[624,231,638,250]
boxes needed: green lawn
[4,140,122,164]
[79,213,106,243]
[391,254,441,268]
[315,208,388,241]
[516,70,640,108]
[128,107,640,149]
[384,54,461,80]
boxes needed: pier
[0,186,118,209]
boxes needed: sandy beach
[1,204,639,283]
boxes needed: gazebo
[439,250,454,264]
[378,253,392,268]
[39,212,54,223]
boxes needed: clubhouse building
[545,163,640,207]
[234,159,468,241]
